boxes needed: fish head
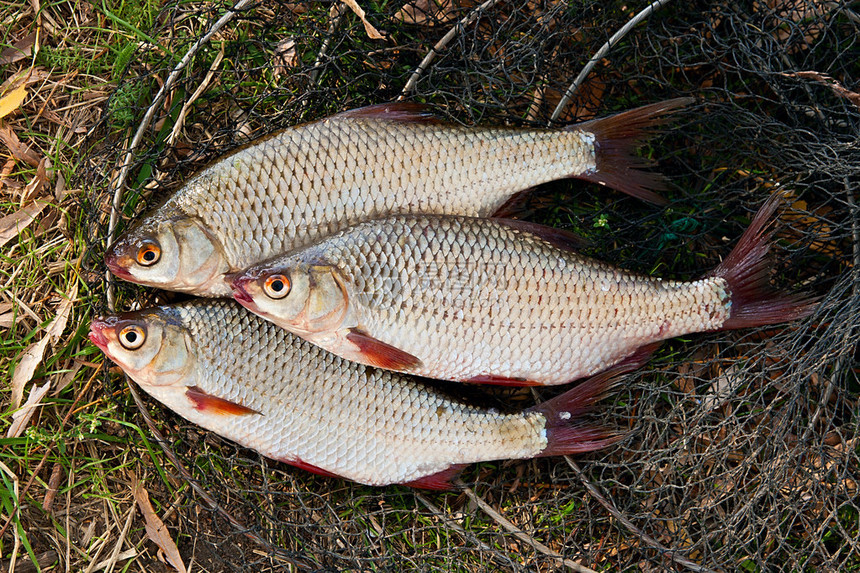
[106,214,230,295]
[89,308,197,387]
[228,260,350,336]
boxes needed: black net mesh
[83,0,859,570]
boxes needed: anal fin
[346,327,423,371]
[403,464,469,490]
[186,386,260,416]
[465,374,542,387]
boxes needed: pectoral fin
[346,328,423,371]
[186,386,260,416]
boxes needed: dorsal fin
[492,218,590,252]
[334,102,444,124]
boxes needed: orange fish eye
[263,274,291,299]
[136,241,161,266]
[118,324,147,350]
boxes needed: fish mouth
[88,318,110,351]
[226,274,258,308]
[105,249,134,281]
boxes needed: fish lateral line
[346,327,423,371]
[185,386,260,416]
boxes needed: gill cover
[107,215,230,295]
[91,310,197,387]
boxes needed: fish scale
[95,301,608,486]
[108,100,691,296]
[230,202,815,386]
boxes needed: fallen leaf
[340,0,385,40]
[6,381,51,438]
[273,38,298,77]
[8,286,77,408]
[21,157,48,203]
[0,126,41,167]
[394,0,469,26]
[10,336,50,409]
[46,284,77,345]
[0,32,37,66]
[0,199,49,248]
[131,474,187,573]
[700,365,743,413]
[0,85,27,120]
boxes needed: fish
[105,99,692,296]
[227,193,816,386]
[87,300,635,489]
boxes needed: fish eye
[119,324,147,350]
[263,274,291,299]
[136,241,161,266]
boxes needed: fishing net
[82,0,859,570]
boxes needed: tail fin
[707,193,817,330]
[529,355,647,457]
[572,97,694,205]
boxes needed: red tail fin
[572,97,694,205]
[707,193,817,330]
[529,357,644,457]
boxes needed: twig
[414,493,520,571]
[125,377,313,571]
[564,458,721,573]
[551,0,674,122]
[310,3,347,84]
[455,479,598,572]
[167,43,226,147]
[105,0,255,312]
[398,0,502,100]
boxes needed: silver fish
[106,99,692,296]
[229,193,815,386]
[89,300,629,488]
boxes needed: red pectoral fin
[186,386,260,416]
[346,328,423,371]
[403,464,469,490]
[465,374,542,387]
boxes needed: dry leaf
[394,0,469,26]
[273,38,299,77]
[9,286,76,408]
[0,199,49,248]
[0,32,37,66]
[0,126,42,167]
[0,85,27,120]
[7,381,51,438]
[340,0,384,40]
[700,365,743,413]
[11,336,50,408]
[132,474,187,573]
[21,157,49,203]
